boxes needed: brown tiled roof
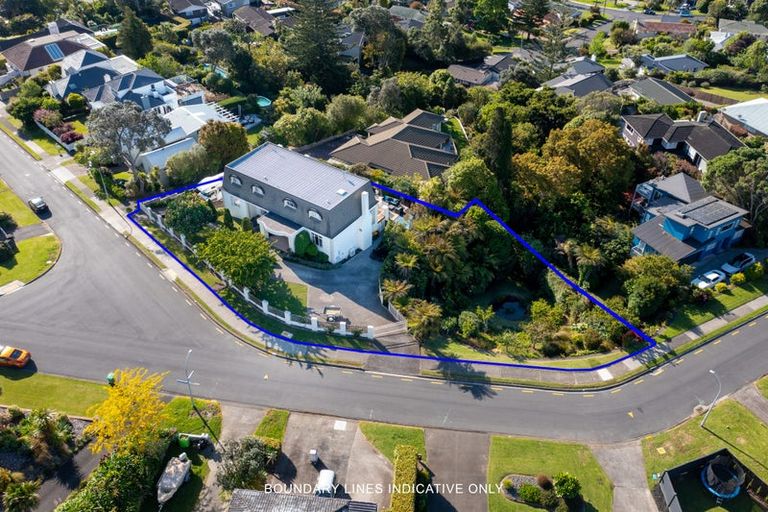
[2,31,90,72]
[234,5,276,36]
[638,21,696,35]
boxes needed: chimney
[361,191,369,215]
[47,21,59,34]
[141,95,150,110]
[696,111,709,123]
[104,74,111,84]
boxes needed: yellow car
[0,346,31,368]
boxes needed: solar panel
[681,200,736,226]
[44,43,65,61]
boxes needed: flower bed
[33,108,84,153]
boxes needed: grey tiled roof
[401,109,444,129]
[653,173,707,204]
[545,72,613,97]
[446,64,494,85]
[629,78,694,105]
[622,113,674,139]
[633,216,699,261]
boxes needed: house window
[625,124,635,134]
[308,209,322,221]
[230,175,242,186]
[311,232,323,247]
[252,185,264,196]
[283,198,297,210]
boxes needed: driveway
[426,430,490,512]
[691,248,768,273]
[276,244,394,327]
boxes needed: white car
[721,253,756,275]
[691,270,726,289]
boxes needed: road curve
[0,133,766,443]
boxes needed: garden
[487,437,613,512]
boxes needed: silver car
[691,270,726,289]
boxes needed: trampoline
[700,454,746,500]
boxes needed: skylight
[44,43,65,61]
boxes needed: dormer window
[283,198,297,210]
[308,209,322,221]
[252,185,264,196]
[230,175,242,186]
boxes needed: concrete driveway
[276,244,394,328]
[426,430,490,512]
[691,248,768,274]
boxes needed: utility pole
[700,369,722,429]
[177,349,200,406]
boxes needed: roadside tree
[164,192,217,238]
[197,228,277,291]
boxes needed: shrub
[241,217,253,232]
[59,131,83,144]
[541,488,560,509]
[217,436,280,491]
[390,445,418,512]
[164,192,217,238]
[0,240,15,263]
[3,480,40,512]
[65,93,86,111]
[691,287,713,303]
[714,282,728,294]
[730,272,746,286]
[503,479,514,492]
[440,316,458,334]
[223,209,234,229]
[52,123,74,136]
[537,474,554,490]
[33,109,62,130]
[0,212,17,231]
[554,472,582,500]
[518,483,542,504]
[0,468,23,494]
[746,262,764,280]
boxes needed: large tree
[197,228,277,291]
[117,7,153,59]
[166,145,217,186]
[198,121,249,169]
[703,146,768,243]
[84,368,167,455]
[192,28,235,66]
[86,102,170,171]
[282,0,347,92]
[164,191,217,237]
[474,0,510,34]
[511,0,549,38]
[348,6,406,72]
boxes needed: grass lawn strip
[0,369,107,416]
[0,179,41,227]
[758,376,768,400]
[487,436,613,512]
[65,180,102,212]
[359,421,426,463]
[0,123,42,160]
[141,397,222,512]
[253,409,289,441]
[0,233,60,287]
[694,86,766,102]
[642,400,768,488]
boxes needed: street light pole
[177,349,200,406]
[700,369,722,428]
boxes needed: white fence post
[243,287,250,302]
[262,299,269,314]
[311,316,319,331]
[339,321,347,335]
[284,310,292,323]
[366,325,374,339]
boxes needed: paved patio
[276,244,394,328]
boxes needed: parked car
[721,253,756,275]
[0,345,31,367]
[691,270,726,289]
[27,196,47,213]
[643,8,656,14]
[314,469,335,497]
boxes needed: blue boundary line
[128,177,658,373]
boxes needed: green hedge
[55,447,166,512]
[390,445,418,512]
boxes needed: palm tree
[558,238,578,272]
[405,299,443,342]
[3,480,40,512]
[575,244,604,287]
[394,253,419,279]
[381,279,412,305]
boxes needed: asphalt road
[0,134,766,444]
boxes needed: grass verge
[0,179,41,226]
[65,180,102,212]
[0,369,106,416]
[253,409,289,441]
[642,400,768,487]
[487,436,613,512]
[359,421,426,463]
[0,233,60,287]
[758,375,768,400]
[0,123,41,160]
[19,126,62,156]
[693,86,765,103]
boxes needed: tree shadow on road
[433,360,497,400]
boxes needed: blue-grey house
[630,174,749,263]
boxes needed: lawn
[65,180,101,212]
[487,436,613,512]
[141,397,222,512]
[0,369,107,416]
[693,86,766,103]
[661,277,768,340]
[359,421,426,463]
[0,179,40,227]
[0,234,60,287]
[758,375,768,400]
[253,409,289,441]
[443,117,468,155]
[246,125,263,148]
[18,125,64,156]
[671,471,762,512]
[260,279,308,314]
[642,400,768,487]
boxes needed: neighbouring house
[389,5,426,30]
[1,30,105,78]
[630,174,748,262]
[621,77,695,105]
[718,18,768,38]
[82,68,181,113]
[135,102,238,172]
[214,0,251,17]
[632,19,696,39]
[330,109,457,180]
[339,26,366,66]
[234,5,277,37]
[717,97,768,137]
[223,142,380,264]
[169,0,209,25]
[621,112,743,172]
[446,53,517,88]
[228,489,378,512]
[541,56,613,97]
[709,30,734,51]
[47,49,139,100]
[640,53,707,74]
[0,19,93,52]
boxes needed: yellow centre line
[401,378,413,382]
[634,379,645,385]
[583,394,594,398]
[521,390,534,394]
[713,339,722,345]
[732,330,741,336]
[652,369,664,376]
[551,392,565,396]
[371,375,383,379]
[694,349,704,355]
[491,387,504,391]
[610,388,622,394]
[676,358,685,364]
[342,370,354,374]
[749,321,758,327]
[430,381,443,385]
